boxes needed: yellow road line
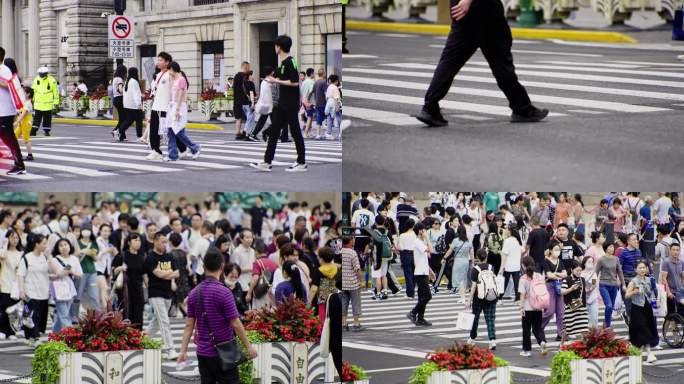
[53,118,224,131]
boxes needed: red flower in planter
[243,296,322,343]
[561,328,631,359]
[427,342,500,371]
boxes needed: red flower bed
[48,310,143,353]
[89,86,108,101]
[427,343,497,371]
[243,295,322,343]
[341,360,367,382]
[200,88,222,101]
[561,327,630,359]
[71,90,84,101]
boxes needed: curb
[347,20,638,43]
[52,118,225,131]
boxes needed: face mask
[59,221,69,231]
[226,279,237,288]
[585,262,594,270]
[82,230,91,239]
[266,211,273,218]
[552,250,561,257]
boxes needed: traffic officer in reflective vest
[31,66,59,136]
[416,0,549,127]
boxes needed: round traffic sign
[111,16,132,39]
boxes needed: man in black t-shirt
[250,35,307,173]
[554,224,584,273]
[249,195,267,236]
[143,232,179,358]
[232,61,251,141]
[525,216,549,272]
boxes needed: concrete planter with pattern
[57,349,162,384]
[569,356,642,384]
[427,366,510,384]
[252,342,335,384]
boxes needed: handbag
[198,281,247,371]
[115,264,126,289]
[456,312,475,330]
[320,294,333,358]
[253,259,271,299]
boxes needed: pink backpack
[526,273,550,310]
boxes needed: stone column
[1,0,15,56]
[28,0,40,75]
[39,0,57,76]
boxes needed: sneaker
[136,138,146,143]
[262,134,268,142]
[162,156,177,162]
[489,341,496,350]
[406,311,417,325]
[324,134,334,140]
[540,341,548,356]
[8,335,17,340]
[520,351,531,357]
[556,334,562,342]
[6,166,27,175]
[249,162,272,172]
[0,332,6,340]
[510,107,549,123]
[179,150,189,159]
[165,350,180,360]
[44,131,51,137]
[646,352,657,363]
[351,324,364,332]
[678,54,684,61]
[466,338,475,345]
[26,339,36,348]
[29,128,37,137]
[234,133,244,141]
[191,146,201,160]
[145,151,162,161]
[246,135,259,142]
[285,162,308,172]
[415,105,448,127]
[370,292,377,300]
[415,318,432,326]
[24,154,34,161]
[379,292,388,300]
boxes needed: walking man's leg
[287,108,306,166]
[0,116,25,172]
[30,111,42,136]
[42,110,52,135]
[418,24,478,127]
[149,110,162,155]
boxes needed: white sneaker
[540,341,548,356]
[489,341,496,350]
[146,151,162,161]
[324,134,334,140]
[8,335,17,340]
[466,338,475,345]
[646,352,657,363]
[0,332,6,340]
[520,351,531,357]
[249,162,272,172]
[136,138,146,143]
[285,162,308,172]
[678,54,684,61]
[191,146,201,160]
[165,350,179,360]
[180,150,189,159]
[163,156,177,162]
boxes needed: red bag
[0,73,27,110]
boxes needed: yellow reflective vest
[341,0,349,4]
[32,75,59,111]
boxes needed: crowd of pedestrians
[348,192,683,364]
[0,194,343,381]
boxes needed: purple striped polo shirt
[187,277,239,357]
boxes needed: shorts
[14,115,32,142]
[341,289,362,317]
[233,104,247,120]
[371,258,389,279]
[305,105,315,118]
[315,105,326,126]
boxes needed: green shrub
[409,362,443,384]
[550,351,581,384]
[31,341,75,384]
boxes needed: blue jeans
[53,300,73,332]
[326,110,343,136]
[315,105,326,126]
[599,284,619,327]
[71,273,100,320]
[243,105,256,134]
[400,250,415,298]
[168,128,200,160]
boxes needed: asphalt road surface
[343,285,684,383]
[342,30,684,191]
[0,123,341,191]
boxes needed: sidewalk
[53,109,234,131]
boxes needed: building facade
[0,0,342,100]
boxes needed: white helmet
[37,66,49,74]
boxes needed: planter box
[213,98,230,112]
[252,342,335,384]
[427,366,510,384]
[58,349,161,384]
[569,356,642,384]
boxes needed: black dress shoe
[511,107,549,123]
[415,106,448,127]
[416,318,432,326]
[406,311,417,325]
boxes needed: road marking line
[88,141,343,155]
[0,172,51,180]
[28,151,183,173]
[344,89,566,117]
[548,38,684,51]
[537,60,637,68]
[468,61,684,79]
[345,66,684,101]
[343,75,668,113]
[364,366,420,373]
[343,54,379,59]
[567,109,608,114]
[0,159,116,177]
[343,106,420,126]
[429,45,602,57]
[377,33,417,38]
[607,60,684,67]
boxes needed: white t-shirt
[467,207,483,235]
[398,231,416,251]
[0,64,17,117]
[271,268,284,295]
[654,197,673,225]
[49,255,83,301]
[232,245,255,288]
[123,78,142,109]
[413,238,429,276]
[112,77,124,98]
[0,249,22,293]
[95,237,115,274]
[17,252,50,300]
[502,236,522,272]
[352,209,375,228]
[151,70,172,111]
[190,236,211,275]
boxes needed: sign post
[108,15,135,60]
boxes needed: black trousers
[488,252,502,275]
[411,275,432,320]
[119,109,143,140]
[252,114,270,137]
[264,106,305,165]
[32,110,52,132]
[424,0,532,115]
[113,96,125,132]
[329,292,343,377]
[0,116,24,168]
[128,287,145,330]
[23,299,48,340]
[503,270,521,301]
[342,5,347,51]
[0,293,18,336]
[197,355,240,384]
[150,110,186,154]
[522,310,546,351]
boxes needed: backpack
[474,265,498,301]
[253,259,272,299]
[527,273,550,310]
[374,229,393,260]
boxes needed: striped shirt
[187,278,239,357]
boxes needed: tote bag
[456,312,475,330]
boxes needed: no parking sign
[108,15,135,58]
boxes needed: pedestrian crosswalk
[0,137,342,182]
[0,315,205,381]
[343,53,684,127]
[355,290,684,367]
